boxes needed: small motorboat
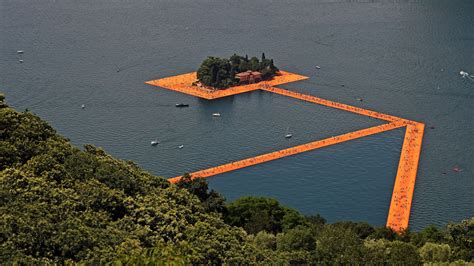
[178,145,184,149]
[81,104,85,109]
[175,103,189,108]
[315,65,321,69]
[356,98,363,102]
[212,113,221,117]
[285,126,292,138]
[17,50,24,54]
[18,60,24,63]
[151,140,160,146]
[452,166,463,173]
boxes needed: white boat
[315,65,321,69]
[18,60,24,63]
[178,145,184,149]
[285,127,292,138]
[81,104,85,109]
[212,113,221,117]
[151,140,160,146]
[17,50,24,54]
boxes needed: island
[195,53,279,89]
[146,58,307,100]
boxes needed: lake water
[1,0,473,230]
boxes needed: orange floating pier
[145,71,308,100]
[386,122,425,232]
[146,71,424,233]
[263,86,404,122]
[168,120,407,183]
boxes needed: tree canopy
[196,53,279,88]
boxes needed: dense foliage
[196,53,279,88]
[0,96,255,264]
[1,94,473,264]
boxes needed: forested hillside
[1,94,472,264]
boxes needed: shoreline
[146,71,424,233]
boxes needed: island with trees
[195,53,279,89]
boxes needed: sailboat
[285,127,292,138]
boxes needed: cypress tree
[261,52,266,61]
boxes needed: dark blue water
[209,128,405,224]
[1,0,473,229]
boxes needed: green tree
[411,224,446,247]
[253,231,277,250]
[175,174,226,214]
[419,242,452,263]
[369,226,398,241]
[249,57,260,71]
[363,239,390,265]
[313,225,364,264]
[387,241,422,265]
[225,196,294,234]
[446,217,474,261]
[276,225,315,252]
[332,221,375,239]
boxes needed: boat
[178,145,184,149]
[18,60,24,63]
[17,50,24,54]
[315,65,321,69]
[212,113,221,117]
[81,104,85,109]
[150,140,160,146]
[285,127,292,138]
[175,103,189,107]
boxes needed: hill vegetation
[196,53,279,88]
[0,94,472,264]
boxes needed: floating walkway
[145,71,308,100]
[262,86,404,122]
[168,120,407,183]
[386,122,425,232]
[146,71,424,233]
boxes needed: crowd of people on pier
[387,124,424,230]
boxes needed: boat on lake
[212,113,221,117]
[178,145,184,149]
[285,127,292,138]
[151,140,160,146]
[175,103,189,107]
